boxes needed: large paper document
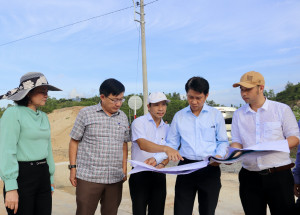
[128,140,289,175]
[129,160,209,175]
[208,139,289,164]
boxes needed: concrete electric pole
[134,0,148,114]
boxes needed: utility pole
[134,0,148,114]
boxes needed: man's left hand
[156,163,165,169]
[144,157,157,167]
[210,155,222,166]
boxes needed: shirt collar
[245,97,269,113]
[261,98,269,110]
[96,103,102,112]
[146,112,165,127]
[186,103,209,113]
[96,102,120,116]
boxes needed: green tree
[264,89,276,100]
[206,100,220,107]
[285,81,294,90]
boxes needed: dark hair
[14,96,29,106]
[185,76,209,95]
[14,88,36,106]
[99,78,125,97]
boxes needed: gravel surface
[220,162,242,174]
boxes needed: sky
[0,0,300,108]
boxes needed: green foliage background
[1,82,299,122]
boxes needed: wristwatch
[68,165,76,170]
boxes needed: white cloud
[69,88,82,99]
[277,46,300,54]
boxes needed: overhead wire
[0,0,159,47]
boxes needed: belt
[257,163,295,175]
[18,159,47,166]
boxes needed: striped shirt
[70,103,130,184]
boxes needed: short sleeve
[281,106,300,140]
[131,118,147,142]
[70,109,86,141]
[123,115,131,142]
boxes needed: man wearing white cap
[129,92,172,215]
[231,71,299,215]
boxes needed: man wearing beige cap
[231,71,300,215]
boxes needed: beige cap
[233,71,265,88]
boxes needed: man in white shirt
[231,71,300,215]
[129,92,171,215]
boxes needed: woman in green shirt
[0,72,61,215]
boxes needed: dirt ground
[48,106,85,163]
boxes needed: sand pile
[48,106,84,162]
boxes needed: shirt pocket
[112,122,127,141]
[263,121,282,140]
[201,127,216,142]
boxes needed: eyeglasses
[107,97,125,104]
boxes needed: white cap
[147,92,170,104]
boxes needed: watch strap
[68,164,76,169]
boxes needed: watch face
[68,165,76,169]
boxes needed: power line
[144,0,159,6]
[0,0,158,47]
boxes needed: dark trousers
[3,160,52,215]
[174,159,221,215]
[296,198,300,214]
[239,167,295,215]
[129,171,166,215]
[76,178,123,215]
